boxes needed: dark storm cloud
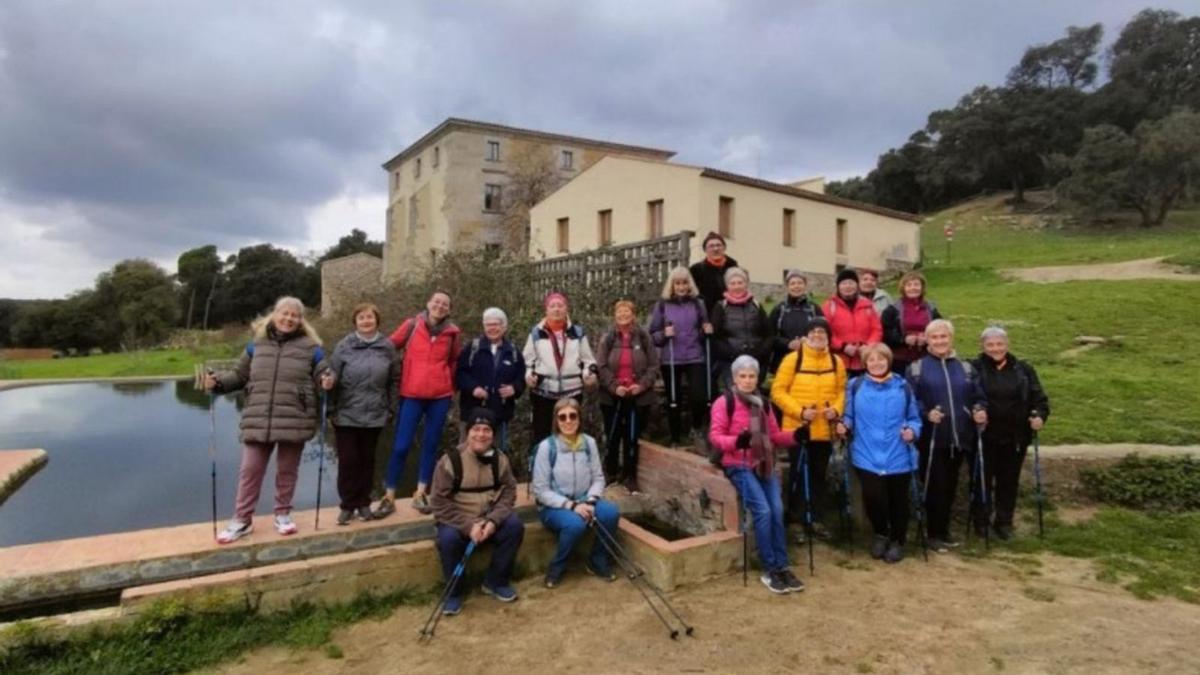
[0,0,1194,297]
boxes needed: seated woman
[531,398,620,588]
[838,343,923,563]
[709,355,804,595]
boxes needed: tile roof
[699,167,922,223]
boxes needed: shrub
[1079,454,1200,512]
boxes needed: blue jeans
[539,499,620,579]
[726,467,790,572]
[435,514,525,598]
[385,396,452,489]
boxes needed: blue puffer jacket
[905,352,987,451]
[843,374,923,476]
[455,336,526,422]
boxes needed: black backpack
[448,450,502,494]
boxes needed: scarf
[545,320,568,371]
[723,289,752,305]
[733,388,774,479]
[557,433,585,452]
[267,324,298,343]
[706,255,727,267]
[423,310,449,338]
[900,296,930,333]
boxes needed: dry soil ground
[1000,256,1200,283]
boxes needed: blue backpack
[528,435,593,502]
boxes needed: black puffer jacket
[711,297,769,365]
[971,352,1051,446]
[767,295,824,370]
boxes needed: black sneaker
[356,506,374,522]
[994,524,1013,541]
[870,535,889,559]
[760,572,790,595]
[779,569,805,592]
[585,561,618,582]
[544,570,564,589]
[372,497,395,519]
[884,542,905,564]
[336,509,353,526]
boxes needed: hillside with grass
[917,193,1200,445]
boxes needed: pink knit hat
[544,291,568,308]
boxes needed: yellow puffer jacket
[770,343,847,440]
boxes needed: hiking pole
[976,422,990,550]
[800,441,815,575]
[207,373,218,541]
[907,442,928,562]
[315,390,328,530]
[418,540,477,642]
[1031,414,1045,538]
[667,322,678,413]
[704,335,713,401]
[591,520,694,638]
[604,398,624,476]
[831,404,854,554]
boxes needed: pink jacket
[708,393,795,470]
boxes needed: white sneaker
[274,514,298,536]
[216,519,253,544]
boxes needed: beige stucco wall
[529,157,703,259]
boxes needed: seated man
[430,408,524,615]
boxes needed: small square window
[486,140,501,161]
[484,184,503,212]
[561,150,574,170]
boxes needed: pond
[0,381,423,547]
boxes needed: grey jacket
[867,288,893,315]
[531,434,605,509]
[216,327,330,444]
[595,325,660,407]
[329,331,398,428]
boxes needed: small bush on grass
[1079,454,1200,512]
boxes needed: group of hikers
[202,229,1050,611]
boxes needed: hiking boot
[779,569,806,592]
[792,529,808,545]
[412,492,433,515]
[480,582,518,602]
[927,538,950,554]
[586,560,618,582]
[274,514,298,536]
[337,509,353,526]
[870,535,889,559]
[544,571,563,589]
[761,571,790,595]
[623,477,641,494]
[356,506,374,522]
[884,542,905,564]
[372,497,395,519]
[811,522,832,541]
[994,524,1013,541]
[442,596,463,616]
[216,519,252,544]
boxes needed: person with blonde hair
[203,296,334,543]
[532,397,620,588]
[838,343,922,562]
[881,270,941,374]
[328,302,397,525]
[647,266,712,444]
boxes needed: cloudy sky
[0,0,1191,299]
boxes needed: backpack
[792,347,842,377]
[448,450,502,494]
[775,296,818,333]
[528,435,592,501]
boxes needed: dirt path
[1000,257,1200,283]
[213,544,1200,675]
[1041,443,1199,459]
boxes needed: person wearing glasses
[531,398,620,589]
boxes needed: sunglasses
[556,412,580,422]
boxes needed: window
[486,140,501,161]
[557,217,570,253]
[646,199,664,238]
[836,218,848,255]
[598,209,612,246]
[414,157,422,178]
[561,150,574,170]
[392,170,401,191]
[484,184,503,212]
[782,208,795,247]
[433,146,440,168]
[718,196,734,238]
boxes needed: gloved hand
[736,429,752,449]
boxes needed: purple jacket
[647,297,709,365]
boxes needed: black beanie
[467,408,497,431]
[836,268,860,286]
[806,318,831,337]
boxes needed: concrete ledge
[0,449,48,507]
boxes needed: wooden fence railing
[529,231,695,300]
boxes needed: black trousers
[600,402,647,480]
[660,363,709,442]
[531,392,582,447]
[918,431,965,540]
[334,426,381,510]
[786,441,832,523]
[971,434,1028,528]
[857,468,912,544]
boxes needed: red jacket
[822,295,882,371]
[390,316,462,400]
